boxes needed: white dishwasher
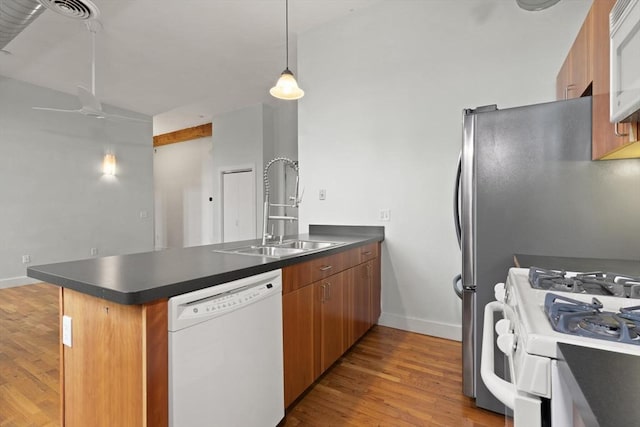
[168,269,284,427]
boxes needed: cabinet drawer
[358,243,378,263]
[283,252,345,293]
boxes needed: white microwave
[610,0,640,123]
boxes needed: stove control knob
[497,333,516,355]
[495,318,511,335]
[494,283,506,302]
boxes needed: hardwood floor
[283,326,506,427]
[0,284,506,427]
[0,284,59,426]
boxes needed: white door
[222,169,255,242]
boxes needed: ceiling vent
[0,0,46,50]
[37,0,99,20]
[516,0,560,11]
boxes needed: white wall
[297,0,592,339]
[154,137,214,249]
[0,76,154,287]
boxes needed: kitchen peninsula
[27,225,384,427]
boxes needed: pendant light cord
[285,0,289,70]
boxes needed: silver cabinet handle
[614,122,629,137]
[321,284,327,303]
[564,84,575,100]
[327,282,332,299]
[362,251,373,256]
[319,265,333,272]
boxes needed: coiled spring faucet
[262,157,301,245]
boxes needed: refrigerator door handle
[453,274,463,299]
[461,112,476,290]
[454,152,462,250]
[462,288,476,397]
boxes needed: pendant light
[270,0,304,100]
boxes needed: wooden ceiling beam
[153,123,212,147]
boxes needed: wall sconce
[103,153,116,176]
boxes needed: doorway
[221,168,256,242]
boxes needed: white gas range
[481,267,640,427]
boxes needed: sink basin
[234,246,305,257]
[213,240,344,258]
[278,240,336,250]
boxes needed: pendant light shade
[270,0,304,100]
[270,68,304,100]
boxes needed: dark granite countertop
[27,225,384,305]
[558,343,640,427]
[514,254,640,276]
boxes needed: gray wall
[297,0,592,339]
[0,76,154,286]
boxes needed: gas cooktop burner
[529,267,640,298]
[544,293,640,345]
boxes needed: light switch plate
[62,315,72,347]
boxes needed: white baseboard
[378,311,462,342]
[0,276,42,289]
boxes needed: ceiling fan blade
[77,85,102,112]
[103,112,151,123]
[32,106,82,113]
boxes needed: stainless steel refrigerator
[453,96,640,414]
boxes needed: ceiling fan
[33,20,149,123]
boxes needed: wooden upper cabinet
[556,53,573,100]
[556,11,591,100]
[557,0,638,159]
[590,0,636,159]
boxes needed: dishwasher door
[168,269,284,427]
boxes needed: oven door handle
[481,301,516,409]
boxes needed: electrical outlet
[139,210,148,219]
[379,209,391,221]
[62,315,72,347]
[21,254,31,264]
[319,189,326,200]
[90,248,98,256]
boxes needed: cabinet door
[556,10,591,100]
[371,257,381,325]
[282,284,316,407]
[556,53,573,100]
[350,262,372,344]
[590,0,633,159]
[317,272,346,373]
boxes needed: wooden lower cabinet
[317,271,348,373]
[282,243,382,408]
[60,288,168,427]
[371,256,381,324]
[349,262,372,344]
[282,284,317,407]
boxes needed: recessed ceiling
[0,0,381,132]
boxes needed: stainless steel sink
[234,246,305,257]
[213,240,344,258]
[277,240,336,250]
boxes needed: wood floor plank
[1,283,508,426]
